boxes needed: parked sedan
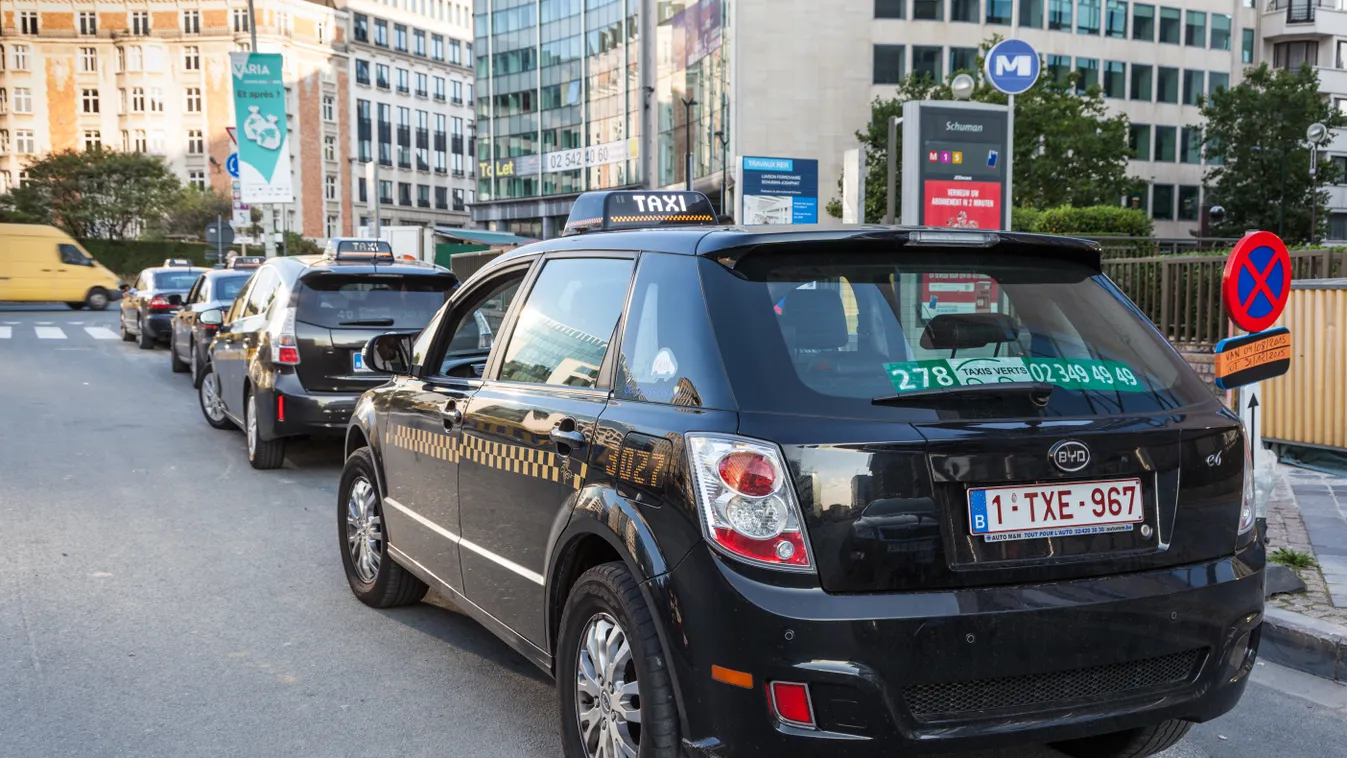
[120,260,208,349]
[169,267,254,386]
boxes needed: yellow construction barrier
[1261,279,1347,453]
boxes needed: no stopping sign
[1222,231,1291,333]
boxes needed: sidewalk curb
[1262,605,1347,682]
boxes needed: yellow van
[0,224,123,310]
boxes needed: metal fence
[1103,249,1346,345]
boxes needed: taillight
[1239,426,1256,535]
[687,434,813,571]
[148,296,174,311]
[768,682,816,728]
[271,307,300,365]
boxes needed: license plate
[352,352,370,373]
[968,478,1144,543]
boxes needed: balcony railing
[1268,0,1335,22]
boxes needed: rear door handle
[441,404,462,428]
[549,427,586,451]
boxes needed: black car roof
[261,255,454,280]
[486,226,1103,271]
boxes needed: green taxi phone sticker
[883,357,1146,393]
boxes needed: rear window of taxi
[698,249,1214,419]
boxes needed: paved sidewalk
[1267,465,1347,624]
[1284,466,1347,607]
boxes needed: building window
[14,87,32,114]
[185,88,202,113]
[13,45,29,71]
[1177,187,1199,222]
[376,64,390,89]
[327,215,339,238]
[1154,126,1177,161]
[189,170,206,190]
[1243,29,1255,64]
[417,184,430,207]
[79,12,98,35]
[1105,0,1126,36]
[324,135,337,161]
[449,39,463,65]
[913,0,943,20]
[1151,184,1175,220]
[379,180,393,203]
[874,45,906,84]
[183,10,200,34]
[184,46,200,71]
[1077,0,1100,33]
[1179,127,1202,163]
[451,80,463,104]
[416,73,428,98]
[16,130,36,154]
[131,11,150,36]
[951,0,979,22]
[1182,70,1204,105]
[397,68,410,94]
[435,186,448,209]
[1049,0,1072,29]
[84,130,101,152]
[1182,10,1205,48]
[0,89,6,114]
[1273,41,1318,70]
[80,48,98,73]
[453,188,465,211]
[435,77,446,101]
[131,87,145,112]
[233,9,251,33]
[1209,14,1231,51]
[1158,7,1180,43]
[398,182,412,206]
[1103,60,1125,97]
[354,14,368,42]
[1129,124,1151,160]
[325,175,338,200]
[20,11,38,35]
[394,24,408,52]
[950,47,978,74]
[432,34,445,60]
[1047,54,1072,84]
[82,89,100,114]
[913,46,941,82]
[375,20,389,47]
[188,130,204,154]
[1156,66,1179,103]
[150,130,165,154]
[1,130,11,151]
[1209,71,1229,95]
[356,60,370,85]
[1076,58,1099,91]
[877,0,906,16]
[1131,63,1153,100]
[414,29,426,56]
[150,87,164,112]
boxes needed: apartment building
[0,0,353,239]
[473,0,1254,238]
[345,0,477,229]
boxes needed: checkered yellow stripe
[384,423,586,490]
[610,214,714,224]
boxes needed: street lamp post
[714,129,729,218]
[682,98,697,191]
[1308,122,1328,245]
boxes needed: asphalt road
[2,304,1345,758]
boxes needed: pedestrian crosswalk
[0,324,122,341]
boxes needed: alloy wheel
[246,398,257,457]
[345,477,383,583]
[576,612,641,758]
[201,371,226,422]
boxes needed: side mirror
[361,332,415,375]
[200,308,224,326]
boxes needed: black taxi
[339,191,1262,758]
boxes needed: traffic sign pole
[1005,95,1014,230]
[984,39,1039,231]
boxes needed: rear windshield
[699,250,1214,419]
[296,274,454,329]
[153,270,202,290]
[214,274,250,302]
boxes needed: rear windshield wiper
[338,318,396,326]
[872,381,1055,406]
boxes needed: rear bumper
[254,373,360,440]
[143,313,174,339]
[662,540,1264,757]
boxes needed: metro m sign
[984,39,1040,95]
[995,54,1033,77]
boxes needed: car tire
[66,302,85,310]
[170,339,189,373]
[190,342,203,388]
[85,288,110,311]
[197,363,235,431]
[137,317,155,350]
[1051,719,1193,758]
[120,314,134,342]
[557,562,679,758]
[245,388,286,470]
[339,447,428,608]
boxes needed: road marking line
[35,327,67,339]
[67,321,84,325]
[0,327,10,339]
[36,321,52,325]
[84,327,118,340]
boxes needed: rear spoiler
[298,267,458,287]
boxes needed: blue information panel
[740,157,819,225]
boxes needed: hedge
[1030,205,1154,238]
[80,239,223,281]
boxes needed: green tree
[827,41,1138,222]
[1201,63,1344,242]
[154,186,234,239]
[0,149,183,239]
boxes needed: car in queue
[119,260,209,349]
[169,262,259,386]
[337,190,1263,758]
[195,249,457,469]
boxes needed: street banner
[739,157,819,225]
[230,52,293,203]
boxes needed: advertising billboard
[738,156,819,225]
[900,102,1010,231]
[230,53,293,204]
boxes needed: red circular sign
[1222,231,1291,333]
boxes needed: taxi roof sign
[563,190,717,236]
